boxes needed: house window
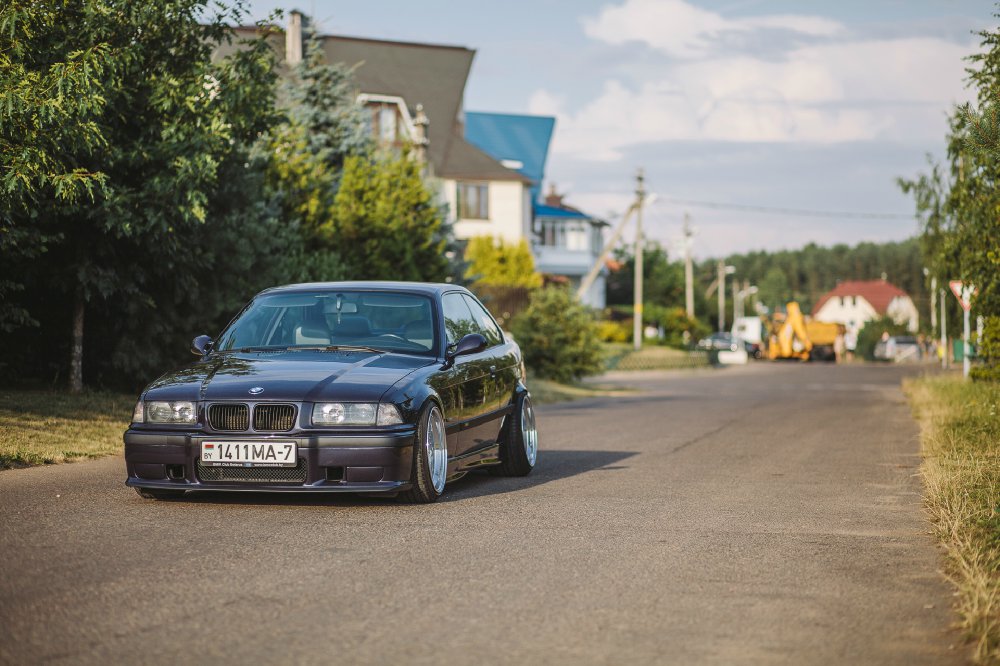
[365,102,402,144]
[379,105,396,142]
[457,182,489,220]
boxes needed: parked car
[697,332,741,352]
[124,282,538,503]
[698,332,758,355]
[873,335,922,362]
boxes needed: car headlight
[132,400,144,424]
[312,402,403,426]
[145,401,197,424]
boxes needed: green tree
[463,237,542,289]
[511,287,604,383]
[899,13,1000,377]
[0,0,290,390]
[606,241,684,307]
[757,266,791,312]
[328,151,448,281]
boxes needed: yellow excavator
[767,302,843,361]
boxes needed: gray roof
[215,28,526,183]
[321,36,526,182]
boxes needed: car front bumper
[123,428,416,494]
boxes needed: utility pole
[683,213,694,319]
[930,276,937,331]
[940,288,947,369]
[633,169,646,351]
[717,261,726,332]
[716,260,736,333]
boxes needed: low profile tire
[491,392,538,477]
[134,487,185,500]
[398,402,448,504]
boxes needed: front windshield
[215,291,436,355]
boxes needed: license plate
[201,441,297,467]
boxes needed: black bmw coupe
[123,282,538,503]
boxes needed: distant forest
[706,237,927,318]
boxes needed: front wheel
[398,402,448,504]
[491,392,537,477]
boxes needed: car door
[462,294,518,416]
[439,292,494,457]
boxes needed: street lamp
[718,262,735,332]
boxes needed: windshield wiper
[321,345,385,353]
[217,346,291,354]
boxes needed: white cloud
[536,2,974,161]
[582,0,842,59]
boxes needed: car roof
[257,281,467,298]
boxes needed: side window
[442,293,479,346]
[463,295,503,347]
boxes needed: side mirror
[191,335,214,356]
[448,333,487,361]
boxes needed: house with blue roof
[466,112,607,308]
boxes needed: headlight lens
[376,404,403,426]
[132,400,144,424]
[145,401,197,424]
[312,402,403,426]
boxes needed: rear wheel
[134,487,185,500]
[491,392,537,477]
[398,402,447,504]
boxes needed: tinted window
[442,293,479,346]
[463,295,503,346]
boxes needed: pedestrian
[844,327,858,363]
[834,330,845,363]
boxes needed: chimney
[286,10,303,66]
[544,184,563,208]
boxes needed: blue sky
[248,0,987,259]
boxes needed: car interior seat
[293,324,331,345]
[330,315,372,342]
[402,319,433,349]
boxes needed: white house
[812,279,919,333]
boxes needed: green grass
[905,375,1000,664]
[528,377,632,405]
[0,389,134,469]
[603,343,711,371]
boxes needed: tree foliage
[327,152,449,281]
[899,11,1000,377]
[511,287,604,383]
[0,1,294,387]
[463,237,543,289]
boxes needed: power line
[662,196,916,220]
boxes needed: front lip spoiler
[126,478,410,494]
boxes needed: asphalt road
[0,363,962,665]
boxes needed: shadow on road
[443,449,638,502]
[158,449,636,508]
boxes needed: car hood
[144,351,434,403]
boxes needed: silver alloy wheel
[426,406,448,493]
[521,396,538,466]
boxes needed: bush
[511,287,604,383]
[972,316,1000,382]
[855,316,912,360]
[596,320,630,343]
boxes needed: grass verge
[529,377,632,405]
[603,343,710,371]
[905,375,1000,664]
[0,389,133,469]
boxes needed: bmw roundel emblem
[248,387,264,395]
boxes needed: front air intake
[253,404,296,432]
[208,403,249,432]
